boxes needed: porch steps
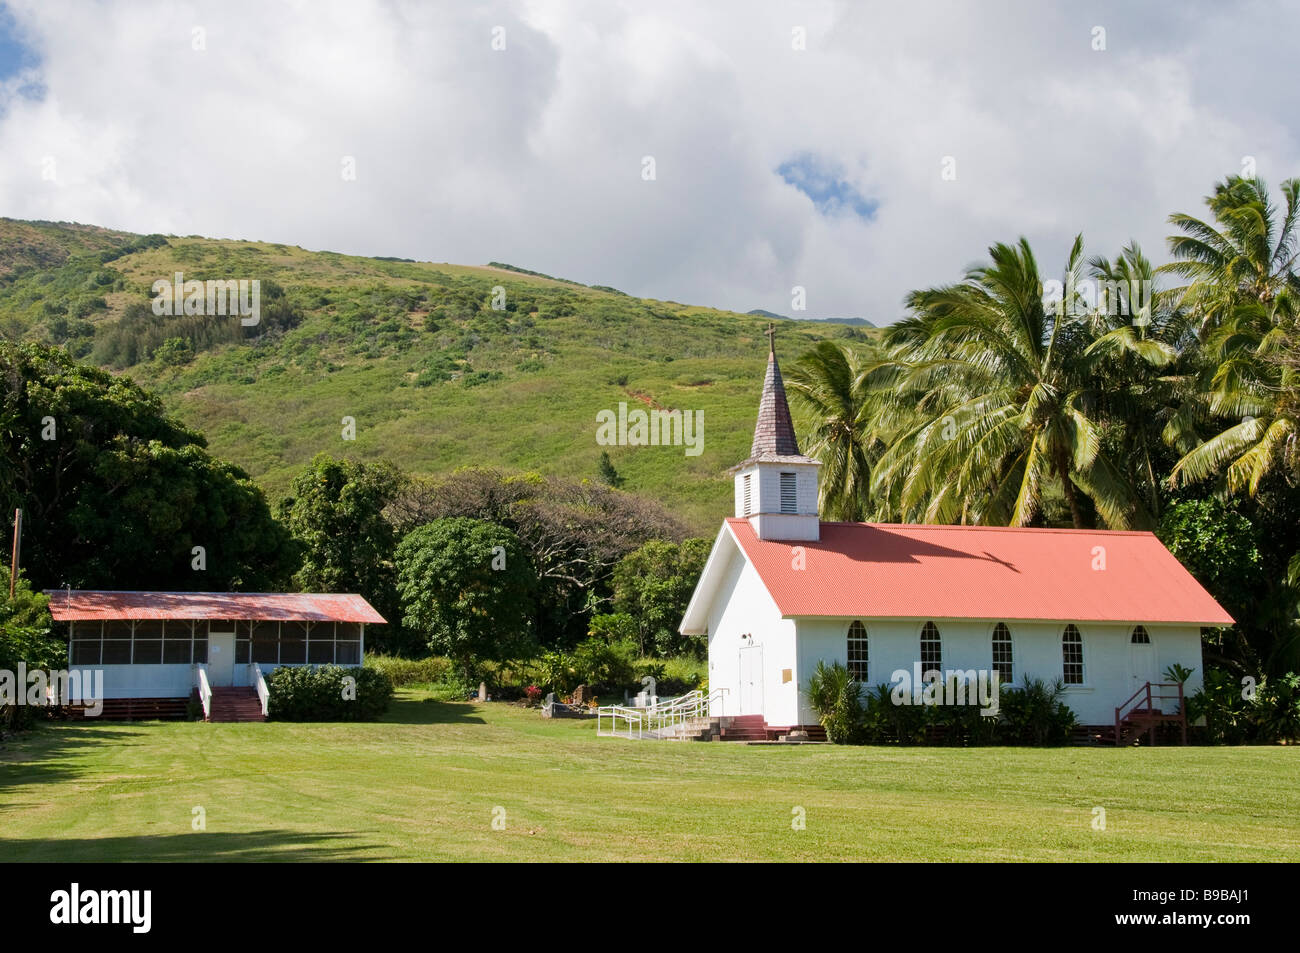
[718,715,769,742]
[1112,682,1188,746]
[208,687,266,723]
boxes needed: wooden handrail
[1115,681,1188,746]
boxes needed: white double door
[738,645,764,715]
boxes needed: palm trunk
[1055,447,1087,529]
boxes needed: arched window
[1062,624,1085,684]
[847,621,869,682]
[1130,625,1150,644]
[991,623,1013,684]
[920,621,942,678]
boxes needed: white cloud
[0,0,1296,323]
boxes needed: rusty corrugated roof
[44,591,386,624]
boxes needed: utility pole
[8,508,20,600]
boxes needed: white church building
[680,333,1233,739]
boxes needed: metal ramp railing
[596,688,728,739]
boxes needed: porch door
[738,645,764,716]
[208,623,236,687]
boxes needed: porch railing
[194,664,212,720]
[251,663,270,717]
[1114,681,1186,745]
[597,688,729,739]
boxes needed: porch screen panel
[308,622,336,663]
[70,621,102,665]
[280,621,307,664]
[163,620,193,663]
[252,621,280,664]
[234,621,250,664]
[102,619,133,664]
[133,619,163,664]
[336,622,361,665]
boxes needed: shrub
[365,654,454,687]
[995,677,1076,745]
[570,637,636,694]
[806,661,864,744]
[862,683,927,744]
[1252,672,1300,743]
[852,675,1075,746]
[266,664,393,721]
[1187,668,1257,744]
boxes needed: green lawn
[1,690,1297,862]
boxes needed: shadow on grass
[380,697,487,726]
[0,723,144,794]
[0,828,388,862]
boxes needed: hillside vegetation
[0,220,870,531]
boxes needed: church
[679,333,1233,738]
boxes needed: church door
[738,645,764,716]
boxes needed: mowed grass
[1,690,1297,862]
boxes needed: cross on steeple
[765,322,777,355]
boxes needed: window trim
[1061,623,1087,686]
[990,621,1014,686]
[919,620,942,680]
[846,620,869,683]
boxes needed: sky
[0,0,1296,324]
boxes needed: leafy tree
[390,468,685,648]
[611,537,711,657]
[0,567,60,672]
[394,518,537,671]
[0,341,298,590]
[278,454,406,651]
[1,568,62,734]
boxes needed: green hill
[0,220,874,533]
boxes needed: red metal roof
[724,518,1233,625]
[44,591,386,624]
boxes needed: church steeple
[730,323,821,541]
[750,324,802,459]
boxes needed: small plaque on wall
[782,668,792,683]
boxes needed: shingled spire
[728,323,821,540]
[750,323,802,458]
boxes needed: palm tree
[783,339,885,522]
[876,236,1147,529]
[1083,243,1190,520]
[1162,176,1300,495]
